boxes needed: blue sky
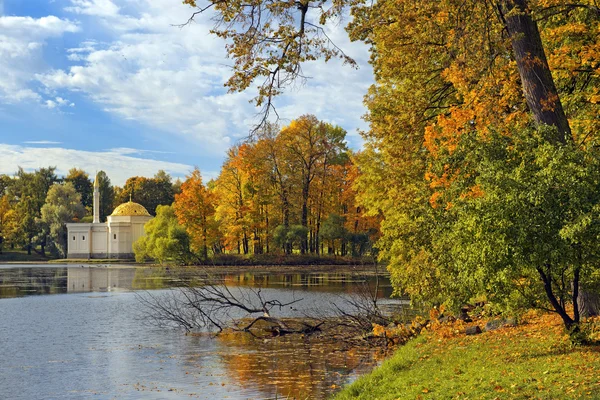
[0,0,373,185]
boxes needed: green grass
[0,249,55,262]
[334,313,600,399]
[48,258,136,264]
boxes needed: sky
[0,0,373,186]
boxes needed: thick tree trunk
[500,0,572,143]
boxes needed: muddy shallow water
[0,264,399,399]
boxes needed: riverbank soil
[335,312,600,399]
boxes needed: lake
[0,264,400,399]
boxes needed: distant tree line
[0,167,178,258]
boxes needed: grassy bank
[335,312,600,399]
[0,250,55,262]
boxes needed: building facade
[66,175,153,259]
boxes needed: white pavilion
[66,174,153,259]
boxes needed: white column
[93,173,100,224]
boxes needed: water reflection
[212,332,387,399]
[67,267,136,293]
[0,265,393,299]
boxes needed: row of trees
[136,115,380,263]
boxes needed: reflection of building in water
[67,267,136,293]
[66,173,153,259]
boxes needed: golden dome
[110,201,151,217]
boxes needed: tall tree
[39,182,86,258]
[215,146,252,254]
[96,171,115,222]
[173,168,220,259]
[65,168,93,209]
[278,116,347,253]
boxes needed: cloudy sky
[0,0,373,185]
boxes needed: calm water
[0,264,397,399]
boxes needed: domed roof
[110,201,151,217]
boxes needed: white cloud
[35,0,372,152]
[0,15,78,104]
[22,140,62,145]
[2,0,372,170]
[65,0,120,17]
[0,144,202,186]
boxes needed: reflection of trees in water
[221,272,393,297]
[0,267,68,298]
[0,266,393,300]
[214,332,385,399]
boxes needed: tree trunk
[242,231,249,255]
[500,0,571,143]
[537,265,575,328]
[265,204,269,253]
[202,222,208,259]
[301,181,309,254]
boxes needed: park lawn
[335,312,600,400]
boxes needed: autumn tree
[0,196,12,254]
[214,146,252,254]
[279,115,348,253]
[173,168,220,259]
[65,168,93,209]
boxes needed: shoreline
[0,261,388,275]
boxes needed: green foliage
[388,126,600,325]
[273,224,309,252]
[118,170,175,215]
[320,213,348,242]
[8,167,59,254]
[133,205,192,264]
[39,182,86,258]
[96,171,115,222]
